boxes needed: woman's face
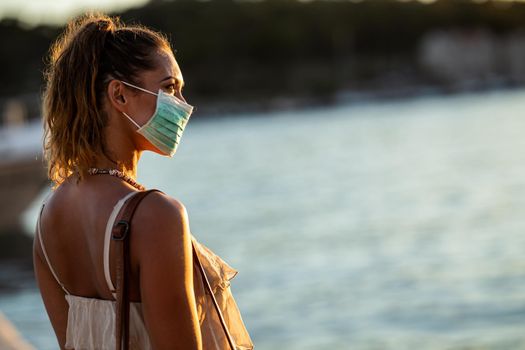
[118,49,186,154]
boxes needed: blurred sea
[2,88,525,349]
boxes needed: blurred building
[419,27,525,89]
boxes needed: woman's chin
[148,144,169,157]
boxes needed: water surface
[4,89,525,349]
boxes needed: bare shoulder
[137,190,188,222]
[130,191,191,258]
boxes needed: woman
[33,14,253,350]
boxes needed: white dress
[37,191,254,350]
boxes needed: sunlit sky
[0,0,149,25]
[0,0,523,25]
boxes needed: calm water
[2,89,525,349]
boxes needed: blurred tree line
[1,0,525,114]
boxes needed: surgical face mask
[120,80,193,157]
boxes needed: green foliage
[1,0,524,102]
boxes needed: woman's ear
[107,80,127,111]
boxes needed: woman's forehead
[142,50,183,84]
[156,51,182,79]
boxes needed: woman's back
[34,176,164,349]
[37,179,153,349]
[35,176,145,301]
[35,176,254,349]
[35,167,206,347]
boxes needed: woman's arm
[133,192,202,350]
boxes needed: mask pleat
[127,86,193,157]
[139,127,179,153]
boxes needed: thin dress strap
[37,196,71,295]
[104,191,141,300]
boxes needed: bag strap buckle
[112,220,130,241]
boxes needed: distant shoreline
[3,80,524,126]
[192,81,525,119]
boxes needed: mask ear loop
[120,81,159,129]
[120,80,159,97]
[122,112,141,129]
[122,80,191,109]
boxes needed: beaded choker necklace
[87,168,146,191]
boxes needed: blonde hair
[42,13,171,188]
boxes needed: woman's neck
[91,149,142,180]
[96,110,144,180]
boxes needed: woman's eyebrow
[159,75,185,88]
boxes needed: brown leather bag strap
[112,189,163,350]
